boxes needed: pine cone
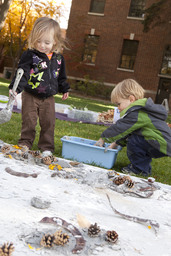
[1,144,11,154]
[28,150,40,157]
[125,179,134,188]
[113,176,126,185]
[88,223,101,237]
[49,155,57,163]
[40,234,55,248]
[10,150,19,154]
[33,150,41,157]
[19,145,29,152]
[0,242,14,256]
[42,156,52,165]
[21,152,29,159]
[107,170,117,179]
[124,175,131,181]
[54,230,70,246]
[105,230,118,243]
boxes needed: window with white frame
[119,39,139,70]
[82,35,99,64]
[89,0,106,14]
[128,0,146,18]
[161,45,171,76]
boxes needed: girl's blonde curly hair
[28,17,65,53]
[111,79,145,103]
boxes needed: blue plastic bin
[61,136,122,169]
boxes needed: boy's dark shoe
[121,166,136,176]
[122,164,149,177]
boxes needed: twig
[5,167,38,178]
[106,194,159,235]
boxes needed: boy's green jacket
[101,98,171,156]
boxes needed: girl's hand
[9,89,17,99]
[62,92,69,100]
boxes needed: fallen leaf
[77,213,91,228]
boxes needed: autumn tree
[0,0,64,77]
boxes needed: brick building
[65,0,171,108]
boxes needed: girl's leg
[18,91,38,149]
[38,96,55,152]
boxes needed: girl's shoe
[42,150,52,157]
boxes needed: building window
[89,0,106,14]
[161,45,171,76]
[128,0,146,18]
[82,35,99,64]
[119,39,139,70]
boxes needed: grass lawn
[0,78,171,185]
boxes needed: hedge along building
[64,0,171,109]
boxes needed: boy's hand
[104,141,118,152]
[9,89,17,99]
[95,138,105,147]
[108,141,118,149]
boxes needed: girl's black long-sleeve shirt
[9,49,70,98]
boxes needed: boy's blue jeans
[126,134,166,176]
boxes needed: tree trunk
[0,0,12,31]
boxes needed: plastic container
[67,109,99,122]
[55,103,70,114]
[61,136,122,169]
[0,95,8,109]
[0,95,8,103]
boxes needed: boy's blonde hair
[111,79,145,103]
[28,17,65,53]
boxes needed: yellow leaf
[27,244,42,250]
[49,164,55,170]
[57,164,62,171]
[77,213,91,228]
[28,244,34,250]
[148,225,151,229]
[13,145,21,149]
[36,247,43,250]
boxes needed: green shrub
[69,75,113,100]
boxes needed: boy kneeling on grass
[95,79,171,177]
